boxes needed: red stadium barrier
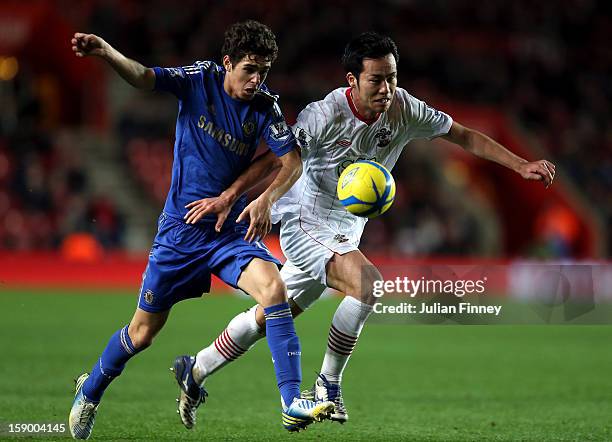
[0,251,147,290]
[0,251,256,292]
[0,249,505,291]
[0,235,284,291]
[0,247,507,291]
[2,249,610,303]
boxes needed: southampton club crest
[375,127,392,147]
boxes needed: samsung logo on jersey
[198,115,249,156]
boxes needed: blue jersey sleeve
[262,102,297,157]
[153,61,211,99]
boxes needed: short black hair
[341,32,399,77]
[222,20,278,65]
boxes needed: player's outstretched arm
[71,32,155,90]
[184,151,282,229]
[237,149,302,242]
[443,121,556,188]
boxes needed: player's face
[223,54,271,100]
[348,54,397,118]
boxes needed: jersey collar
[345,88,381,125]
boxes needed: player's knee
[256,276,287,307]
[128,323,158,350]
[130,331,154,350]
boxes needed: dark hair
[222,20,278,65]
[341,32,399,77]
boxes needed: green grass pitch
[0,290,610,441]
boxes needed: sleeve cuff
[152,67,164,91]
[429,114,453,140]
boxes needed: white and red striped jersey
[272,87,452,243]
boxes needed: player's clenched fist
[517,159,556,188]
[71,33,108,58]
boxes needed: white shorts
[279,212,359,310]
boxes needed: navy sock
[82,325,141,402]
[263,302,301,407]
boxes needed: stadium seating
[2,1,609,257]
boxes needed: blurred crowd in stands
[1,0,609,257]
[0,65,124,250]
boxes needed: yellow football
[337,160,396,218]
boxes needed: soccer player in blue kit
[68,21,333,439]
[179,31,557,430]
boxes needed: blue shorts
[137,212,281,313]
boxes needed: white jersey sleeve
[270,92,340,225]
[293,100,334,154]
[397,88,453,140]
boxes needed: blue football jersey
[152,60,296,224]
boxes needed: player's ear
[346,72,357,88]
[222,55,233,72]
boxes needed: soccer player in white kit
[179,32,556,426]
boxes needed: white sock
[320,296,373,384]
[194,305,264,383]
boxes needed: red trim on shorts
[298,218,334,253]
[297,207,357,257]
